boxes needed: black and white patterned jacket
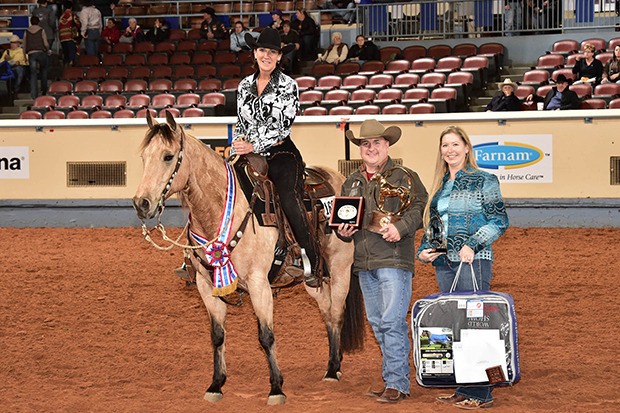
[232,68,299,154]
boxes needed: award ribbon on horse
[190,162,239,296]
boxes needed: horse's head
[133,110,189,220]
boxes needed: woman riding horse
[231,28,322,288]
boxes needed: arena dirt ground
[1,227,618,413]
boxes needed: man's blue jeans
[85,28,101,56]
[435,259,494,403]
[504,1,522,36]
[12,65,24,93]
[28,52,48,99]
[358,268,412,395]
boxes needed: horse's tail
[341,272,365,353]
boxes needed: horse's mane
[140,121,182,151]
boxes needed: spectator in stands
[280,20,300,75]
[120,18,145,45]
[526,74,580,110]
[320,0,357,25]
[58,0,80,67]
[504,0,522,36]
[2,35,27,95]
[144,18,170,44]
[199,7,227,43]
[32,0,57,51]
[602,45,620,84]
[79,0,102,56]
[230,21,258,52]
[270,9,285,32]
[93,0,118,26]
[346,34,380,63]
[291,8,318,61]
[530,0,559,33]
[486,79,522,111]
[572,43,604,86]
[101,17,121,46]
[316,32,348,65]
[23,16,49,100]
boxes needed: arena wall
[1,111,619,227]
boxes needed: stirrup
[174,262,191,281]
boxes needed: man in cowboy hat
[2,35,27,94]
[485,78,522,112]
[337,119,427,403]
[199,6,227,42]
[526,73,580,110]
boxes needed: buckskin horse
[132,111,365,405]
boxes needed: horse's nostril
[140,198,150,211]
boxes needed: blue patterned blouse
[232,68,299,154]
[418,167,509,265]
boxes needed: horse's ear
[146,110,155,129]
[165,110,177,131]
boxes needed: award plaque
[328,196,364,229]
[366,166,416,234]
[427,211,447,253]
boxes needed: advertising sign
[470,135,552,183]
[0,146,29,179]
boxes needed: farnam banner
[470,135,552,183]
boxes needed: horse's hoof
[322,371,342,382]
[267,394,286,405]
[203,391,223,403]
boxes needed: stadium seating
[452,43,477,58]
[303,107,328,116]
[402,45,427,61]
[409,103,436,114]
[427,44,452,60]
[355,105,381,115]
[381,104,407,114]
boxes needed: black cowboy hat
[200,6,215,15]
[245,27,295,55]
[555,74,573,85]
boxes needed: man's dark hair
[30,16,40,25]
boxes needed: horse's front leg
[306,282,343,381]
[248,276,286,405]
[196,274,228,402]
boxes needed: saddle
[232,153,336,288]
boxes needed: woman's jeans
[435,259,494,402]
[435,259,492,293]
[28,51,48,99]
[61,40,77,65]
[358,268,412,395]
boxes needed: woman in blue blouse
[417,125,509,409]
[230,28,322,287]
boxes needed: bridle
[138,129,255,261]
[155,132,185,218]
[139,130,201,252]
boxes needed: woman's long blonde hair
[422,125,479,227]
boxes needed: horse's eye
[163,154,174,162]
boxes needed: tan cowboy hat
[9,35,21,43]
[345,119,402,146]
[500,78,516,90]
